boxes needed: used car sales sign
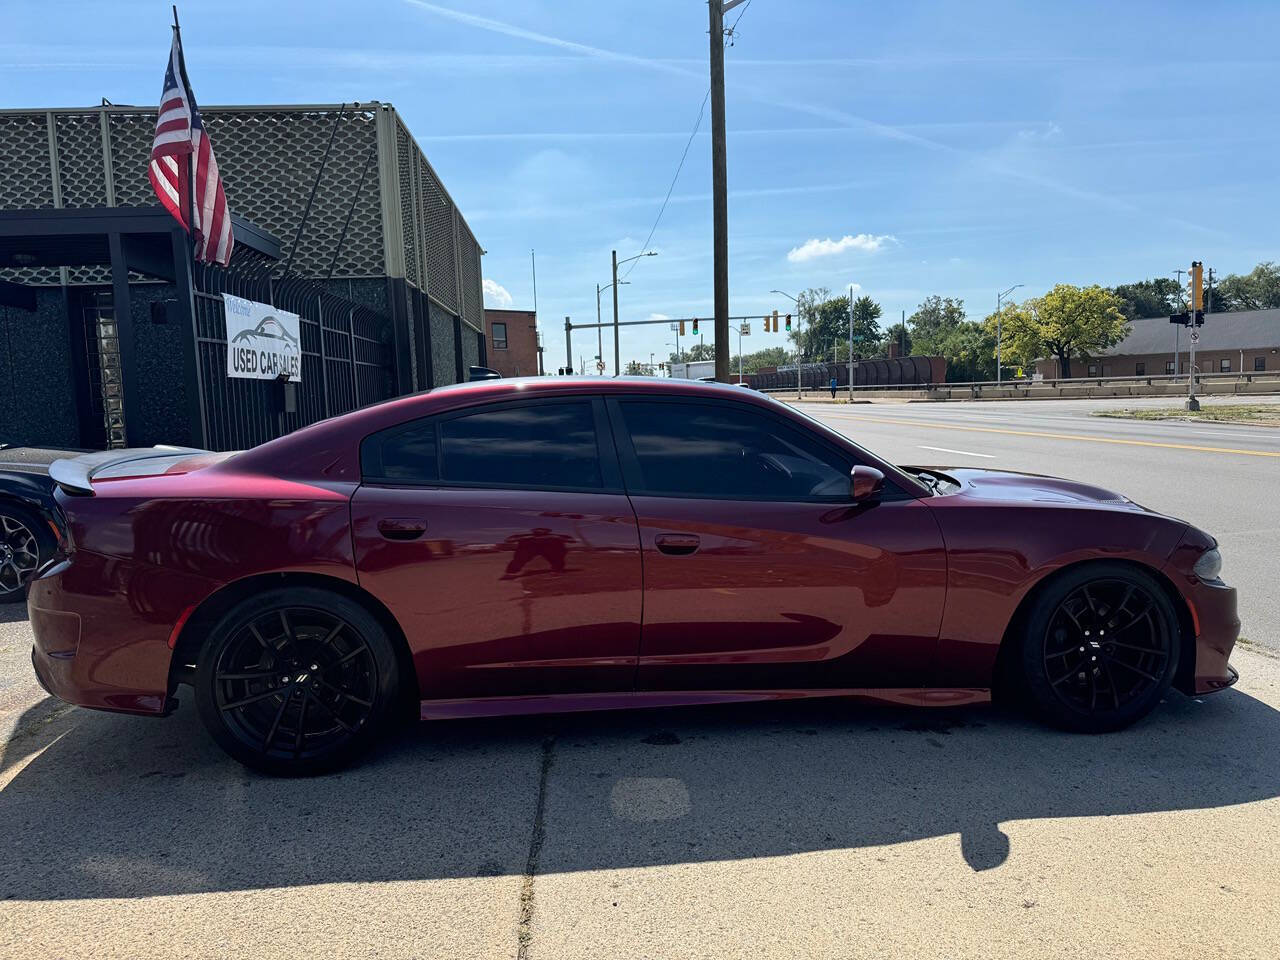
[223,294,302,382]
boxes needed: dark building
[0,102,486,450]
[483,309,540,378]
[1034,308,1280,379]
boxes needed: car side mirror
[850,465,885,503]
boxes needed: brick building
[1034,308,1280,379]
[483,309,540,377]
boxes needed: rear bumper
[27,552,203,715]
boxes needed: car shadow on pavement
[1,687,1277,901]
[0,604,29,624]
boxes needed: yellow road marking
[834,414,1280,458]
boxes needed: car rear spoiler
[47,446,209,496]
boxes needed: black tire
[1019,562,1180,733]
[0,500,52,604]
[194,587,401,775]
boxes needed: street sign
[740,322,751,335]
[1190,330,1199,344]
[596,360,606,372]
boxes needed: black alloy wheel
[0,504,49,603]
[194,588,400,775]
[1020,563,1179,733]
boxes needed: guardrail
[761,369,1280,399]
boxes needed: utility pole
[708,1,743,382]
[1173,267,1185,380]
[995,284,1023,385]
[611,250,621,377]
[596,284,604,374]
[564,316,572,374]
[1188,261,1202,411]
[847,285,855,402]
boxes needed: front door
[607,396,947,692]
[352,396,643,700]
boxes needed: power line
[622,1,753,280]
[622,87,709,280]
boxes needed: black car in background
[0,447,66,603]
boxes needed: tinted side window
[617,400,849,499]
[440,400,602,489]
[363,421,437,483]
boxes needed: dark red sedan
[29,378,1238,774]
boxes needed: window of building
[1255,356,1267,372]
[616,400,852,500]
[1165,361,1175,375]
[440,400,601,489]
[1087,364,1100,377]
[491,322,508,350]
[1219,358,1231,373]
[1135,362,1145,376]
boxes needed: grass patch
[1094,404,1280,426]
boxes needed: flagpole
[172,6,198,265]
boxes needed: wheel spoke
[310,692,357,732]
[1098,659,1121,709]
[334,643,369,666]
[294,689,311,755]
[1106,658,1161,683]
[317,679,372,708]
[248,622,275,655]
[1110,640,1168,657]
[222,686,284,711]
[217,669,280,682]
[263,688,292,749]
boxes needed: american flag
[148,29,233,266]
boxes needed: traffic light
[785,313,792,332]
[678,321,686,336]
[1190,261,1204,312]
[771,309,779,333]
[691,318,699,335]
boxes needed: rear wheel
[0,501,50,604]
[194,588,401,775]
[1019,563,1179,733]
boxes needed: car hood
[921,467,1148,510]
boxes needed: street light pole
[770,289,800,399]
[609,250,657,376]
[995,283,1023,385]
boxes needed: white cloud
[645,313,671,323]
[483,278,513,307]
[1017,123,1063,142]
[786,234,896,262]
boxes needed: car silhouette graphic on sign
[223,295,303,382]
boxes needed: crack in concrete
[517,734,556,960]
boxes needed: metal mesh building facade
[0,102,486,390]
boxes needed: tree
[668,342,715,365]
[880,321,912,357]
[1110,277,1184,320]
[1212,261,1280,312]
[939,322,998,382]
[729,345,791,374]
[624,360,654,376]
[906,296,967,355]
[987,284,1128,379]
[789,288,882,361]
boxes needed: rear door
[351,396,643,700]
[607,396,947,692]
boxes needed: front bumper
[1183,577,1240,696]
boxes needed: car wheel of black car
[194,587,401,775]
[1019,562,1180,733]
[0,501,52,604]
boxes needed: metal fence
[749,356,946,391]
[192,255,395,451]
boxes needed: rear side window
[362,421,437,483]
[363,399,604,489]
[440,401,601,488]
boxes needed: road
[795,394,1280,653]
[1,395,1278,959]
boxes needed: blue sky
[5,1,1280,368]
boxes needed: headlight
[1193,547,1222,581]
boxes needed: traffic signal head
[1190,261,1204,312]
[785,313,792,331]
[678,321,686,336]
[772,309,779,333]
[691,318,699,335]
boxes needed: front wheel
[194,588,401,775]
[1019,564,1180,733]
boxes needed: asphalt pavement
[1,395,1278,959]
